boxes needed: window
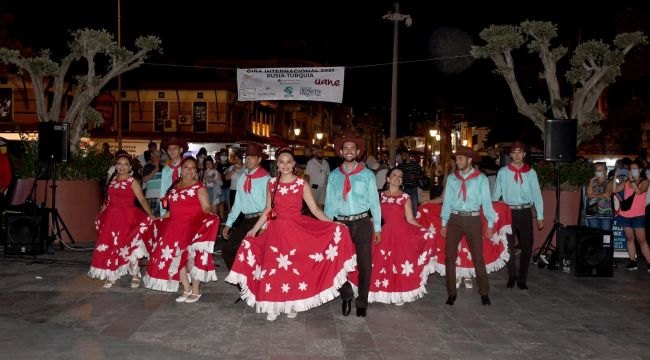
[154,101,168,132]
[194,102,207,132]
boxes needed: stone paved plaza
[0,247,648,360]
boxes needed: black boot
[356,307,367,317]
[517,282,528,290]
[342,299,352,316]
[481,295,491,306]
[445,294,457,305]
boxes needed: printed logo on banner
[300,87,322,97]
[283,86,294,98]
[258,87,276,97]
[239,88,255,98]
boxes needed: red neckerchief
[507,163,531,184]
[339,162,365,201]
[166,160,182,182]
[454,167,481,201]
[244,167,269,193]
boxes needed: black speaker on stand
[533,119,577,269]
[37,121,76,249]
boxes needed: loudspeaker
[38,121,69,163]
[558,225,613,277]
[2,212,46,255]
[544,119,576,162]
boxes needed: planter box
[532,190,582,250]
[10,179,103,243]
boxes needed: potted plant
[531,160,593,249]
[10,137,114,243]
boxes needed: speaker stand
[47,162,76,249]
[533,161,562,270]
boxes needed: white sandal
[287,308,298,318]
[175,290,192,303]
[103,280,114,289]
[266,312,278,321]
[130,277,141,288]
[185,292,202,303]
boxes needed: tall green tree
[472,21,646,144]
[0,29,161,153]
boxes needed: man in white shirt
[305,147,330,209]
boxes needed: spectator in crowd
[225,153,245,212]
[305,147,330,209]
[612,160,650,271]
[585,162,613,231]
[138,141,157,167]
[203,156,222,216]
[142,149,164,218]
[397,146,425,215]
[217,148,231,216]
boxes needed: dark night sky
[3,1,650,141]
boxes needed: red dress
[416,202,511,277]
[140,183,220,292]
[89,177,149,282]
[350,192,437,304]
[225,177,356,315]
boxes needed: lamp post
[383,2,411,167]
[429,129,437,161]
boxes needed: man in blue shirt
[222,144,271,272]
[492,141,544,290]
[441,146,495,306]
[159,137,187,217]
[325,132,381,318]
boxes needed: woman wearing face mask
[612,160,650,271]
[586,162,614,231]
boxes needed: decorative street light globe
[429,129,437,137]
[294,128,301,136]
[316,132,323,140]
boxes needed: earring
[399,184,404,190]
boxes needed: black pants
[338,216,373,309]
[507,208,534,283]
[222,216,259,270]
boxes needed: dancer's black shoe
[481,295,491,306]
[445,294,457,305]
[356,308,367,317]
[342,299,352,316]
[517,282,528,290]
[506,277,516,288]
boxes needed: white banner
[237,67,345,103]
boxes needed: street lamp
[316,132,323,140]
[383,2,412,166]
[294,128,301,137]
[429,129,437,137]
[462,139,468,147]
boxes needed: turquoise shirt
[492,165,544,220]
[225,167,271,227]
[159,162,182,217]
[441,168,496,227]
[324,164,381,232]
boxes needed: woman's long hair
[105,151,133,196]
[382,167,403,191]
[269,147,294,218]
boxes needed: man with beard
[441,146,495,306]
[325,131,381,317]
[492,141,544,290]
